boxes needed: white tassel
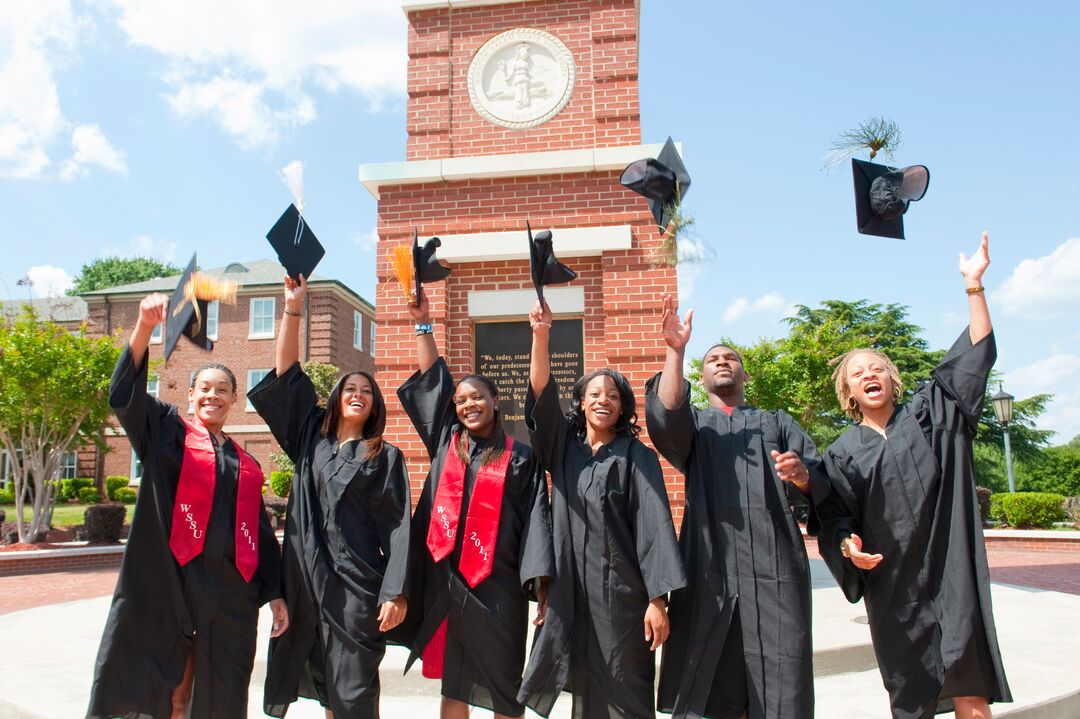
[280,160,305,214]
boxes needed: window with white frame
[249,297,275,338]
[149,323,163,344]
[58,451,78,480]
[369,321,376,354]
[246,369,270,411]
[147,374,160,399]
[130,449,144,485]
[353,311,363,351]
[206,300,219,341]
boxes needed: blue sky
[2,1,1078,442]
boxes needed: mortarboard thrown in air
[266,203,325,281]
[527,221,576,301]
[620,136,692,235]
[164,254,238,363]
[851,158,930,240]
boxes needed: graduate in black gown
[396,294,554,719]
[817,233,1011,719]
[87,292,286,719]
[250,274,410,718]
[646,294,825,719]
[518,299,687,719]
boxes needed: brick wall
[406,0,639,161]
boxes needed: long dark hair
[454,373,507,468]
[565,368,642,438]
[320,371,386,461]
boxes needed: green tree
[268,361,340,475]
[1017,444,1080,496]
[0,308,120,542]
[68,256,181,295]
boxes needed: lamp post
[991,382,1016,493]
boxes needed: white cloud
[59,123,128,181]
[353,227,379,252]
[675,237,707,302]
[722,291,787,322]
[996,237,1080,320]
[107,0,406,149]
[1004,353,1080,444]
[102,234,177,263]
[25,264,74,297]
[0,2,124,180]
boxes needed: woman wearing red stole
[517,299,687,718]
[252,274,411,718]
[87,293,287,719]
[396,294,554,719]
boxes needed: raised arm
[658,294,693,410]
[529,299,552,397]
[129,293,169,367]
[276,274,305,376]
[408,291,438,374]
[959,231,992,345]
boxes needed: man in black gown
[646,296,824,719]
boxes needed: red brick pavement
[0,543,1077,617]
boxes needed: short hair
[702,343,744,367]
[453,374,507,468]
[191,363,237,393]
[565,368,642,438]
[321,371,386,462]
[831,348,904,421]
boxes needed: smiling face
[454,378,497,437]
[338,373,375,426]
[188,368,236,429]
[581,374,622,434]
[701,344,749,396]
[844,351,896,415]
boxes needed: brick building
[78,259,377,484]
[362,0,685,520]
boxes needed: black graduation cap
[413,229,451,301]
[266,203,325,281]
[852,159,930,240]
[164,254,214,363]
[527,221,576,301]
[620,136,692,235]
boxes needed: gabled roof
[0,297,88,323]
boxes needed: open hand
[378,595,407,632]
[844,534,883,571]
[643,598,670,651]
[958,231,990,286]
[269,598,290,637]
[661,294,693,351]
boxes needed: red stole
[422,432,513,679]
[169,418,263,582]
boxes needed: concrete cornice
[358,142,674,199]
[436,224,631,262]
[401,0,539,13]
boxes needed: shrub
[113,487,137,504]
[78,488,102,504]
[84,503,126,543]
[269,471,293,498]
[0,489,14,505]
[58,477,94,502]
[975,486,992,526]
[990,492,1067,529]
[105,476,130,500]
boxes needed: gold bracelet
[965,285,985,295]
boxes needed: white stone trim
[358,142,677,199]
[468,287,584,318]
[401,0,539,12]
[435,224,630,262]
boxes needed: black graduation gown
[816,330,1012,719]
[396,358,555,716]
[518,379,687,719]
[87,346,281,719]
[645,376,822,719]
[250,363,411,718]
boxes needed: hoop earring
[846,395,859,411]
[892,386,902,402]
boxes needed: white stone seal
[467,27,576,130]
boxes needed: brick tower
[360,0,682,519]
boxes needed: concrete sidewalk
[0,561,1077,718]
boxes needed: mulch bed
[1,522,129,551]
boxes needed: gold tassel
[172,272,239,334]
[389,245,414,300]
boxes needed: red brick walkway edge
[803,529,1080,555]
[0,546,124,577]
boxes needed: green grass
[1,503,135,528]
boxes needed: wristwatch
[840,536,853,558]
